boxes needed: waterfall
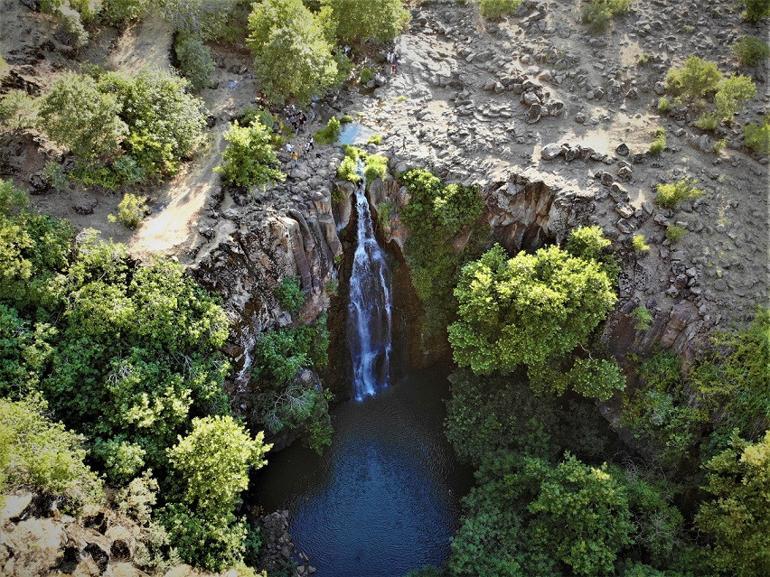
[347,162,393,401]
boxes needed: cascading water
[346,162,393,401]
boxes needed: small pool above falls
[337,122,376,145]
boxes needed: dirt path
[129,54,258,257]
[108,16,173,72]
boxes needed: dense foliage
[448,244,617,382]
[39,70,207,186]
[217,120,286,188]
[320,0,410,44]
[0,179,271,571]
[247,0,339,104]
[400,168,486,347]
[174,32,215,92]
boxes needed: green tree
[38,72,128,161]
[740,0,770,22]
[174,33,215,92]
[247,0,338,104]
[665,56,722,103]
[216,120,285,188]
[450,453,635,577]
[448,244,616,375]
[99,70,207,178]
[320,0,410,44]
[714,75,756,120]
[168,415,271,518]
[0,396,103,509]
[696,431,770,577]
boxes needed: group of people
[283,103,308,132]
[284,137,315,161]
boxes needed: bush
[363,154,388,183]
[216,120,285,188]
[744,115,770,154]
[666,225,687,244]
[581,0,631,32]
[0,396,103,509]
[695,112,719,131]
[161,0,241,40]
[665,56,722,103]
[102,0,149,25]
[174,33,215,92]
[566,225,611,262]
[0,90,38,131]
[337,155,360,182]
[733,36,770,67]
[100,70,207,178]
[92,437,146,483]
[740,0,770,22]
[247,0,338,104]
[696,431,770,577]
[649,127,666,155]
[478,0,522,20]
[448,244,617,376]
[168,415,270,518]
[656,178,702,209]
[320,0,410,43]
[39,73,128,161]
[714,75,756,120]
[632,305,653,331]
[632,233,650,253]
[275,277,304,313]
[315,116,341,145]
[657,96,670,114]
[109,193,148,229]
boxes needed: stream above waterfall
[253,368,472,577]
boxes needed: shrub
[566,225,611,262]
[714,75,756,120]
[174,33,215,92]
[655,178,702,209]
[275,277,304,313]
[448,244,617,376]
[632,233,650,253]
[665,224,687,243]
[0,396,103,509]
[649,127,666,154]
[337,155,360,182]
[478,0,522,20]
[315,116,341,145]
[581,0,631,32]
[0,90,38,131]
[101,0,149,25]
[161,0,241,40]
[665,56,722,102]
[320,0,410,43]
[92,437,146,483]
[109,192,148,229]
[733,36,770,67]
[39,73,128,161]
[216,120,285,188]
[364,154,388,183]
[358,65,376,85]
[744,115,770,154]
[58,5,90,49]
[740,0,770,22]
[247,0,338,104]
[632,305,653,331]
[168,415,270,518]
[696,431,770,577]
[657,96,670,114]
[367,133,383,145]
[695,112,719,131]
[100,70,207,178]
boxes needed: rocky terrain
[1,0,768,574]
